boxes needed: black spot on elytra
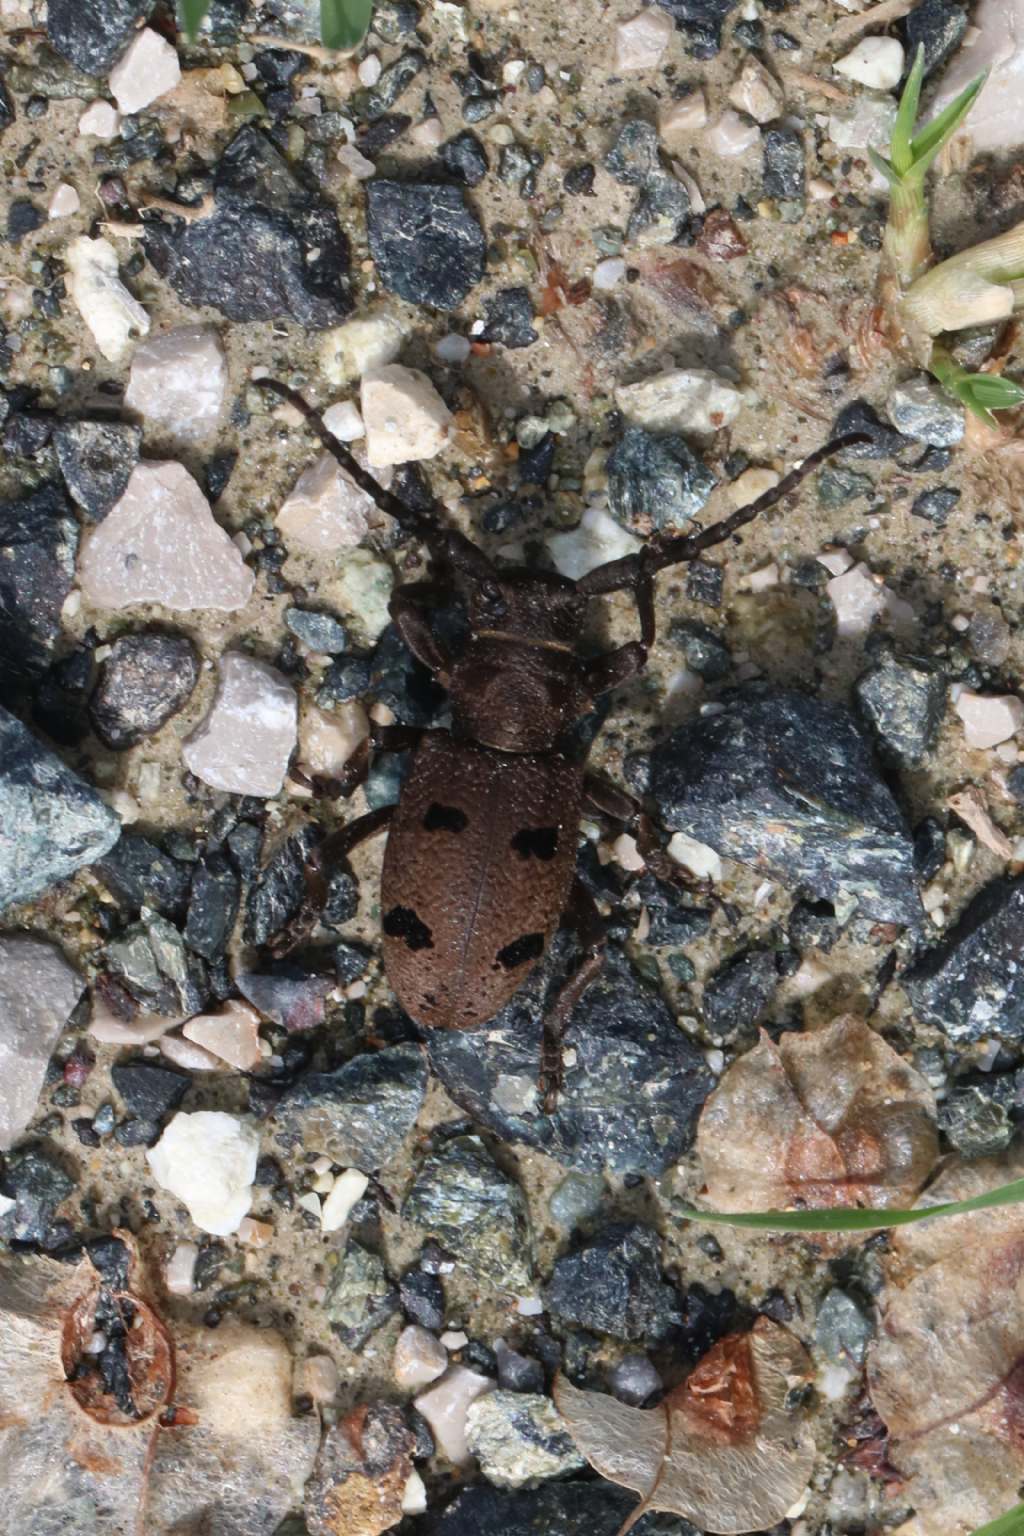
[495,932,545,971]
[423,803,469,833]
[383,905,434,951]
[511,826,559,861]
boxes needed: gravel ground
[3,1,1024,1533]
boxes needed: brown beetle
[261,381,858,1105]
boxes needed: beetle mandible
[260,379,860,1108]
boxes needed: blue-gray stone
[0,708,119,914]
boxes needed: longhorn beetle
[261,378,860,1109]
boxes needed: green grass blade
[892,45,924,177]
[678,1174,1024,1232]
[973,1503,1024,1536]
[909,70,987,174]
[964,375,1024,409]
[321,0,374,49]
[177,0,212,39]
[867,147,898,185]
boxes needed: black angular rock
[366,181,485,310]
[629,686,921,926]
[762,126,805,201]
[0,1145,75,1247]
[0,483,78,698]
[112,1060,189,1122]
[431,1482,697,1536]
[609,1354,663,1405]
[789,898,842,953]
[637,875,711,947]
[404,1134,533,1292]
[0,707,119,914]
[237,964,333,1033]
[902,0,967,76]
[912,485,960,526]
[440,130,489,187]
[607,427,716,533]
[671,620,730,680]
[429,947,713,1175]
[400,1266,446,1331]
[244,827,318,947]
[833,399,910,460]
[546,1224,679,1342]
[96,834,192,918]
[104,913,209,1017]
[605,119,660,185]
[702,947,778,1040]
[855,652,945,767]
[480,287,538,349]
[47,0,152,73]
[495,1338,545,1393]
[145,127,352,328]
[275,1044,427,1169]
[32,646,95,746]
[904,878,1024,1043]
[334,940,372,985]
[184,852,240,960]
[0,73,13,135]
[4,408,53,458]
[89,633,200,750]
[53,419,141,521]
[629,170,690,241]
[317,654,372,708]
[7,200,43,244]
[370,624,446,726]
[358,48,426,119]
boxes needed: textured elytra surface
[381,733,582,1030]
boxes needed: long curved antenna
[255,377,493,577]
[577,431,869,596]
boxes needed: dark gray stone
[701,947,778,1041]
[317,653,372,707]
[441,130,489,187]
[243,827,317,947]
[275,1043,427,1170]
[816,1288,874,1366]
[96,834,192,917]
[609,1353,663,1405]
[654,0,739,53]
[427,1482,697,1536]
[480,287,538,349]
[817,465,874,507]
[366,181,485,310]
[855,653,945,767]
[763,125,805,202]
[939,1083,1015,1158]
[604,119,660,186]
[912,485,960,526]
[358,48,425,120]
[0,1145,75,1246]
[833,399,909,460]
[89,632,200,750]
[628,170,690,240]
[0,484,78,697]
[323,1240,399,1350]
[104,912,208,1016]
[913,816,946,882]
[629,686,921,926]
[237,964,333,1033]
[789,898,841,954]
[546,1224,679,1342]
[285,607,348,654]
[607,428,716,533]
[111,1060,189,1122]
[637,876,712,948]
[903,878,1024,1043]
[428,949,713,1175]
[184,852,240,960]
[0,708,119,914]
[400,1266,446,1332]
[670,620,730,680]
[53,419,141,520]
[47,0,152,73]
[7,200,43,244]
[32,647,95,747]
[145,127,351,328]
[404,1134,533,1292]
[495,1338,545,1393]
[902,0,968,76]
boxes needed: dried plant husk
[554,1318,815,1535]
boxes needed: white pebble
[593,257,626,291]
[401,1469,428,1515]
[955,690,1024,749]
[78,101,120,139]
[184,653,297,798]
[125,324,228,444]
[728,57,784,123]
[165,1240,199,1295]
[659,91,708,146]
[321,1168,369,1232]
[826,561,885,637]
[146,1111,259,1237]
[337,142,375,179]
[395,1325,449,1389]
[358,53,382,86]
[277,451,375,554]
[616,367,744,435]
[745,561,780,592]
[414,1367,495,1466]
[667,830,722,882]
[322,399,365,441]
[615,9,674,71]
[707,110,761,157]
[48,182,80,219]
[301,1354,340,1403]
[65,235,149,363]
[109,28,181,115]
[183,1001,263,1071]
[361,363,452,467]
[320,312,406,385]
[834,36,905,92]
[546,505,642,580]
[434,332,472,364]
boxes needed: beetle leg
[370,722,424,753]
[539,879,608,1113]
[390,583,453,684]
[585,640,647,697]
[269,804,394,957]
[583,774,711,894]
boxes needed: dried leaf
[867,1148,1024,1536]
[696,1019,938,1224]
[305,1402,414,1536]
[555,1318,815,1535]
